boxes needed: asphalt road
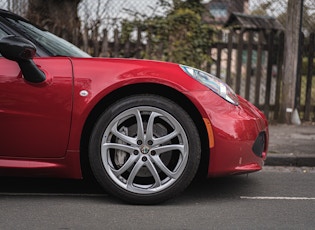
[1,167,315,230]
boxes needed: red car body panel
[0,57,268,179]
[0,58,73,158]
[205,96,268,176]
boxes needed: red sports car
[0,9,268,204]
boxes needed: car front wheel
[89,94,201,204]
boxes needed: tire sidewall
[89,94,201,204]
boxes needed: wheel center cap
[141,146,150,154]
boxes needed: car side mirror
[0,35,46,83]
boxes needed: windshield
[5,18,90,58]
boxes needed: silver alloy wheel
[101,106,189,194]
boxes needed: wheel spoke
[112,154,140,177]
[111,122,136,145]
[145,159,162,188]
[150,155,180,179]
[153,144,184,155]
[134,109,145,142]
[126,159,144,188]
[153,130,179,146]
[145,112,160,141]
[149,144,185,179]
[102,143,135,154]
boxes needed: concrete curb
[265,153,315,167]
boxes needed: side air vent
[252,132,266,158]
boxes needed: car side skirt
[0,150,82,179]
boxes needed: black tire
[89,94,201,204]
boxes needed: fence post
[295,33,304,114]
[264,30,274,118]
[274,32,285,120]
[100,29,109,57]
[113,28,119,57]
[304,32,315,121]
[135,26,142,59]
[245,31,253,101]
[254,31,264,106]
[92,29,99,57]
[216,42,222,79]
[82,25,89,53]
[235,30,244,95]
[146,27,152,59]
[123,33,131,58]
[226,31,233,86]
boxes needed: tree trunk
[279,0,303,123]
[27,0,81,45]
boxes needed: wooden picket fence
[212,30,315,122]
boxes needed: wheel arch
[80,83,210,180]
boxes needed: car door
[0,55,73,158]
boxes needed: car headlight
[180,65,239,106]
